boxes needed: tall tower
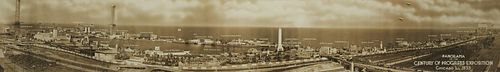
[111,5,117,25]
[110,4,117,35]
[276,27,284,51]
[14,0,21,27]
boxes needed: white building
[145,46,191,56]
[319,47,338,56]
[33,30,70,43]
[296,47,318,58]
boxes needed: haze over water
[106,25,479,54]
[119,26,466,44]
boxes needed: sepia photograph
[0,0,499,72]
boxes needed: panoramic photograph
[0,0,499,72]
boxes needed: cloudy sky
[0,0,499,28]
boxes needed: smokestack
[14,0,21,26]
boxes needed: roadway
[353,62,410,72]
[282,61,348,72]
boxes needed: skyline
[0,0,499,28]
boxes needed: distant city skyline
[0,0,499,28]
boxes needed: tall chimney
[111,5,117,25]
[110,5,117,35]
[14,0,21,26]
